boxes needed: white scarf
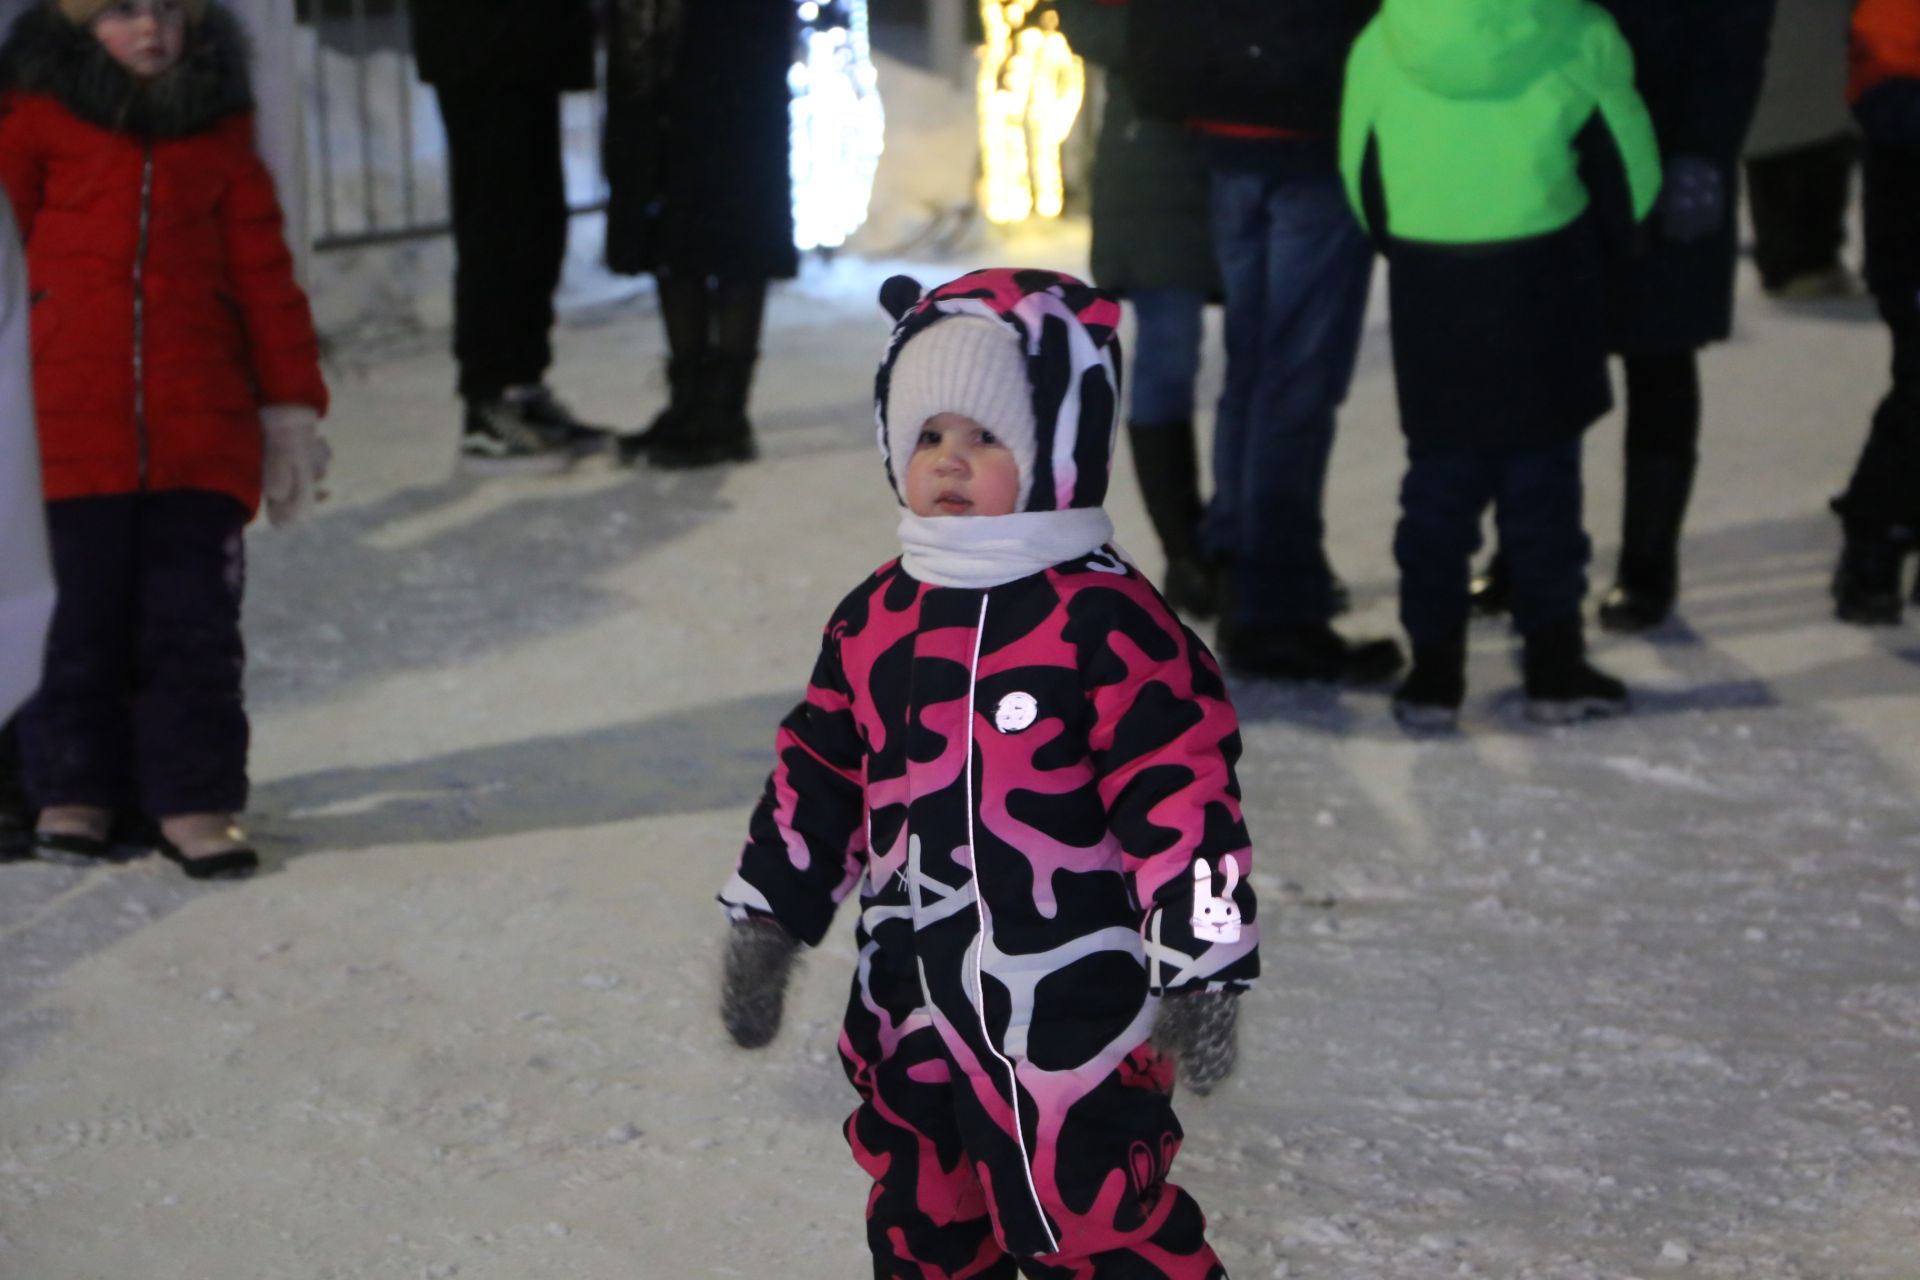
[897,507,1119,590]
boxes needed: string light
[978,1,1084,224]
[790,0,886,251]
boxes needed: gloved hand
[1152,989,1240,1096]
[1657,156,1725,244]
[261,404,331,528]
[720,919,802,1049]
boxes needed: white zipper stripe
[964,594,1059,1254]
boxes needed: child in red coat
[0,0,329,877]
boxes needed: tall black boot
[1599,452,1696,633]
[1831,517,1912,625]
[1126,421,1217,617]
[617,357,703,465]
[652,351,759,469]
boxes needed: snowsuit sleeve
[1083,588,1258,996]
[720,622,870,947]
[216,115,327,414]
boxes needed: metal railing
[296,0,607,251]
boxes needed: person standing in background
[1829,0,1920,623]
[1128,0,1403,686]
[1744,0,1859,299]
[1057,0,1219,616]
[410,0,606,473]
[1473,0,1776,632]
[604,0,797,470]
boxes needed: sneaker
[1225,623,1404,686]
[1832,526,1910,626]
[460,386,607,475]
[1522,622,1629,724]
[1392,644,1466,733]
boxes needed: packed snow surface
[3,228,1919,1278]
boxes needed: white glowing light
[978,0,1084,224]
[790,0,885,252]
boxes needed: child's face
[905,413,1021,518]
[92,0,186,80]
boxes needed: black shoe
[616,359,702,466]
[1469,555,1510,618]
[1522,621,1629,724]
[155,835,260,881]
[649,353,759,469]
[0,731,30,863]
[1598,552,1678,634]
[461,386,607,475]
[1225,623,1404,686]
[1831,525,1909,626]
[1392,642,1466,733]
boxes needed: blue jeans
[1395,440,1591,650]
[1205,168,1374,628]
[1127,287,1207,427]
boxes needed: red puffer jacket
[0,4,326,513]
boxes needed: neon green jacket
[1340,0,1663,244]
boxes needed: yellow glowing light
[978,1,1084,224]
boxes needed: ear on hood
[878,274,924,322]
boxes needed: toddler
[717,268,1257,1279]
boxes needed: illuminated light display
[978,0,1084,224]
[790,0,886,251]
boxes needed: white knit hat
[882,315,1039,509]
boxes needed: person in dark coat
[1473,0,1776,631]
[1343,0,1662,729]
[410,0,604,472]
[1830,0,1920,623]
[1057,0,1219,616]
[605,0,798,470]
[1127,0,1403,686]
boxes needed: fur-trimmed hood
[0,1,252,138]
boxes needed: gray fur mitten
[720,920,802,1049]
[1153,990,1241,1096]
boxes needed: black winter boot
[1126,421,1217,617]
[1599,453,1696,633]
[1392,639,1467,733]
[1521,618,1629,724]
[1225,622,1404,686]
[617,358,702,465]
[651,352,759,469]
[1831,521,1912,625]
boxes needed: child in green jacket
[1340,0,1662,729]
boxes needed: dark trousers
[1836,310,1920,532]
[437,84,569,402]
[1398,440,1591,649]
[16,491,250,818]
[1205,167,1373,627]
[1744,134,1857,292]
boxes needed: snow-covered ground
[4,221,1917,1279]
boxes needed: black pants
[437,84,569,403]
[1744,134,1857,292]
[1836,309,1920,532]
[1398,438,1591,648]
[16,491,250,818]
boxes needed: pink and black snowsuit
[722,271,1259,1278]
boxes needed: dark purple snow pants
[16,490,250,818]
